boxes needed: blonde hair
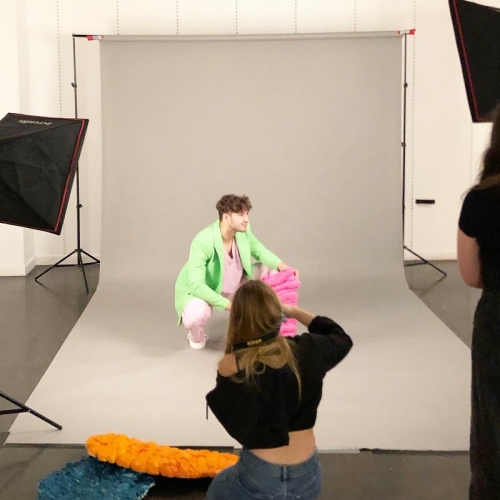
[225,280,301,396]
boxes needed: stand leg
[34,250,78,282]
[0,391,62,430]
[77,250,90,294]
[34,248,99,294]
[80,249,100,264]
[404,246,447,277]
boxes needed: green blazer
[175,220,281,324]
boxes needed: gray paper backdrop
[99,34,403,284]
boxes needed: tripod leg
[76,250,90,294]
[404,246,447,277]
[34,250,78,282]
[80,249,100,264]
[0,392,62,430]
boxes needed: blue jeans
[207,448,322,500]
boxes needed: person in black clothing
[205,279,353,500]
[458,104,500,499]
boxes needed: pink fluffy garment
[262,269,301,337]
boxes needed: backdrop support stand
[400,31,447,278]
[35,35,100,294]
[0,391,62,430]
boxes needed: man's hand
[225,301,232,311]
[277,262,299,279]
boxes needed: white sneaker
[187,333,208,349]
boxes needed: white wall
[0,0,498,274]
[0,0,35,276]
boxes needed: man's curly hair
[216,194,252,221]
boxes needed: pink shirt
[221,239,244,296]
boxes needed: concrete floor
[0,260,476,499]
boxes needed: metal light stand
[35,35,100,294]
[0,391,61,430]
[401,32,447,278]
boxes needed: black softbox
[0,113,89,234]
[449,0,500,122]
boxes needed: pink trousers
[181,264,275,342]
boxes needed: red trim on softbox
[53,119,87,234]
[450,0,487,122]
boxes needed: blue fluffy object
[38,456,155,500]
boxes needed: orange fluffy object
[86,433,238,478]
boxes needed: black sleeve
[205,376,289,449]
[292,316,353,374]
[206,380,261,446]
[459,189,480,238]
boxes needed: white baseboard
[404,249,456,261]
[0,256,36,276]
[36,254,101,266]
[25,256,36,274]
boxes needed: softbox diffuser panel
[449,0,500,122]
[0,113,89,234]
